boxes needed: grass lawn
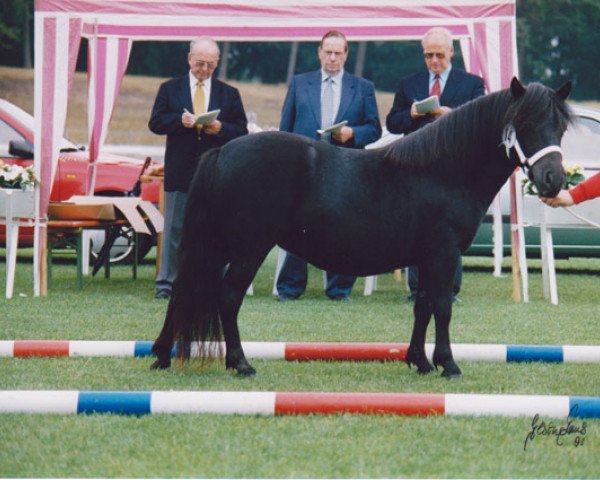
[1,248,600,478]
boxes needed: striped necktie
[321,77,335,129]
[430,74,441,97]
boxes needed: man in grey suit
[276,30,382,302]
[386,27,485,304]
[149,37,248,299]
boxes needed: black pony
[151,78,572,378]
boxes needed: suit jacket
[385,68,485,135]
[280,70,381,148]
[149,75,248,191]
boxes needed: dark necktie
[430,74,441,97]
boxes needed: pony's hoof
[406,359,435,375]
[150,358,171,370]
[406,350,434,374]
[441,365,462,379]
[416,363,435,375]
[235,364,257,377]
[226,359,257,377]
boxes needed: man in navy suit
[149,37,248,299]
[386,26,485,304]
[276,30,382,302]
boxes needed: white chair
[363,269,406,296]
[1,189,36,299]
[522,195,600,305]
[363,275,378,296]
[81,230,94,275]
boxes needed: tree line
[1,0,599,100]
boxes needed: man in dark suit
[276,30,382,302]
[385,26,485,304]
[149,37,248,299]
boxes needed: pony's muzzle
[530,151,566,198]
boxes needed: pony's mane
[383,82,572,171]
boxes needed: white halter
[502,124,563,170]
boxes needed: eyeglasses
[193,60,218,70]
[423,52,446,60]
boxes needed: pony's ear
[510,77,526,99]
[555,81,572,100]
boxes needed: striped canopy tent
[33,0,523,297]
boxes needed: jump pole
[0,390,599,418]
[2,340,600,363]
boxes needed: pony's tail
[152,147,226,365]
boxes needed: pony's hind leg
[150,299,176,369]
[220,249,271,376]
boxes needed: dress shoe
[276,294,297,302]
[155,289,171,300]
[405,294,459,304]
[330,295,351,302]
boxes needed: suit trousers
[407,259,462,297]
[276,252,356,299]
[155,190,187,293]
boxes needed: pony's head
[503,77,572,198]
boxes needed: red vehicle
[0,98,161,262]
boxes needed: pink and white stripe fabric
[32,0,519,295]
[32,13,82,295]
[86,36,132,194]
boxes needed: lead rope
[561,207,600,229]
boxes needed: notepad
[193,109,221,126]
[414,95,440,114]
[317,120,348,135]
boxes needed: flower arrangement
[0,161,38,191]
[522,163,585,196]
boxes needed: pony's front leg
[432,308,461,378]
[416,252,462,378]
[430,287,462,378]
[405,291,435,374]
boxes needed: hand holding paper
[414,96,441,114]
[192,109,221,126]
[317,120,348,136]
[183,108,221,126]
